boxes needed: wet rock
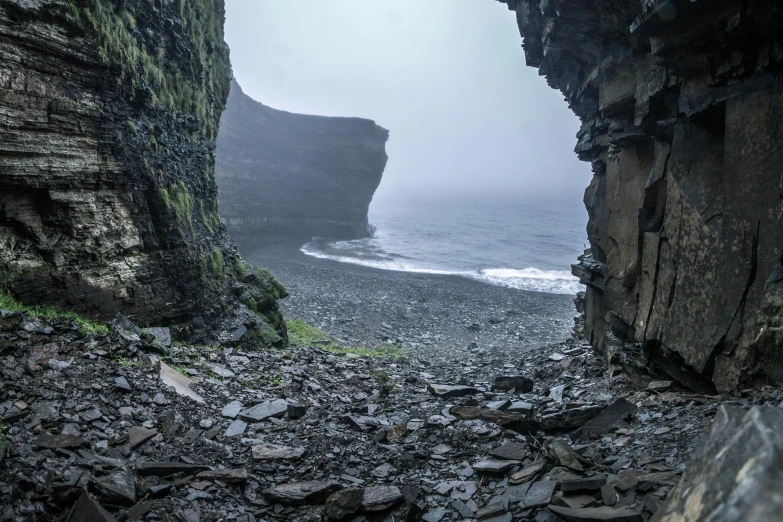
[239,398,288,422]
[548,506,643,522]
[252,443,306,461]
[427,383,478,398]
[324,489,364,520]
[263,480,343,505]
[492,375,534,392]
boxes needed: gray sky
[224,0,590,205]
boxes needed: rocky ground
[2,284,781,521]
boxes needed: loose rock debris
[0,311,781,521]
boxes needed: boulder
[653,406,783,521]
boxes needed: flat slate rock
[252,443,306,461]
[561,476,606,492]
[239,398,288,422]
[539,405,605,430]
[510,459,546,484]
[223,419,247,438]
[128,426,158,449]
[159,361,204,403]
[263,480,343,505]
[492,375,534,392]
[34,434,85,449]
[572,399,636,441]
[547,506,643,522]
[552,493,598,509]
[114,376,132,392]
[520,480,556,508]
[488,399,512,410]
[472,459,522,473]
[221,400,243,418]
[427,384,478,398]
[135,461,210,477]
[507,401,534,414]
[68,494,117,522]
[142,327,171,347]
[488,442,527,461]
[195,468,247,484]
[483,514,512,522]
[362,485,404,511]
[450,406,522,423]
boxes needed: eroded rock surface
[216,80,389,243]
[0,0,285,344]
[495,0,783,392]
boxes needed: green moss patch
[0,290,109,336]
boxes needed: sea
[301,192,588,295]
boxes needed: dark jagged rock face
[216,80,389,244]
[496,0,783,392]
[0,0,285,344]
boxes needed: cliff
[496,0,783,392]
[0,0,286,345]
[215,80,389,243]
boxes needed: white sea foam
[301,243,581,295]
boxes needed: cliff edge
[215,80,389,244]
[0,0,286,345]
[497,0,783,392]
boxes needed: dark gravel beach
[241,240,578,356]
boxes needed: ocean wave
[301,243,581,295]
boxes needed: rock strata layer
[0,0,285,344]
[497,0,783,391]
[215,80,389,243]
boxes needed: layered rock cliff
[0,0,286,345]
[497,0,783,392]
[215,80,389,244]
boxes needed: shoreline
[239,238,579,356]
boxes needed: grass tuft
[0,290,109,335]
[286,319,408,358]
